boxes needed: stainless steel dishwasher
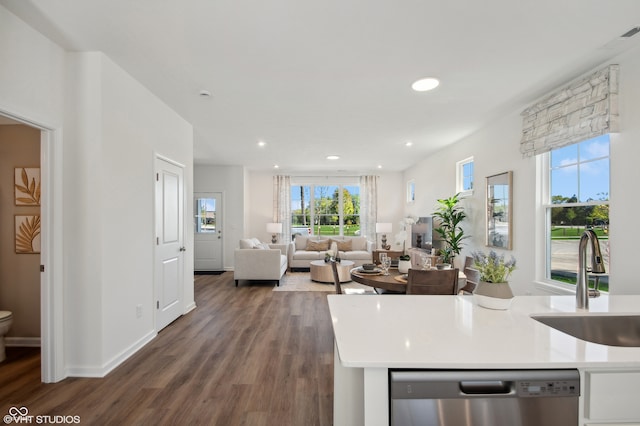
[390,369,580,426]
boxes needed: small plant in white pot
[471,250,517,310]
[397,254,411,274]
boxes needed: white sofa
[288,235,373,270]
[234,238,288,286]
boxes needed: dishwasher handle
[459,380,513,395]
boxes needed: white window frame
[456,156,474,196]
[534,139,610,294]
[290,179,361,237]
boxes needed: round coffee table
[309,260,354,283]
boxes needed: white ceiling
[2,0,640,173]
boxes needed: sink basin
[531,314,640,347]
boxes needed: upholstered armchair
[234,238,288,286]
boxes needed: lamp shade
[375,222,392,233]
[266,222,283,233]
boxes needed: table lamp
[375,222,392,250]
[266,222,283,244]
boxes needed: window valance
[520,64,619,157]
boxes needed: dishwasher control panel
[517,378,579,397]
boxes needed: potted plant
[471,250,517,310]
[397,254,411,274]
[433,193,468,266]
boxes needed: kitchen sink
[531,314,640,347]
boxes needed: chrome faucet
[576,229,606,309]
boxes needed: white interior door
[155,156,184,331]
[194,192,223,271]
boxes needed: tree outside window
[546,135,610,290]
[291,184,360,237]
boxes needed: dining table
[350,267,467,294]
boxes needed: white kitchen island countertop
[327,294,640,369]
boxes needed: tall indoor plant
[432,193,468,265]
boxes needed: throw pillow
[332,239,352,252]
[258,243,271,249]
[306,239,329,251]
[239,238,256,249]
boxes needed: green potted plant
[433,193,468,265]
[397,254,411,274]
[471,250,517,310]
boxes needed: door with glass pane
[194,192,223,271]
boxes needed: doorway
[0,110,59,382]
[194,192,223,271]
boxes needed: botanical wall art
[15,167,41,206]
[15,215,41,254]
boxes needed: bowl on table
[362,263,377,271]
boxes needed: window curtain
[273,175,291,243]
[359,175,378,243]
[520,64,619,157]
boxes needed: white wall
[194,164,245,270]
[404,45,640,296]
[0,5,195,379]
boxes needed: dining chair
[406,268,459,295]
[330,260,375,295]
[459,267,480,294]
[464,256,474,268]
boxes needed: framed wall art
[15,167,41,206]
[15,215,41,254]
[486,171,513,249]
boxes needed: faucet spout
[576,229,606,309]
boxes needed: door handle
[179,247,186,252]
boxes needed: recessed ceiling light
[273,164,279,169]
[377,165,383,169]
[405,141,413,147]
[326,155,340,160]
[411,77,440,92]
[258,141,266,147]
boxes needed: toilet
[0,311,13,362]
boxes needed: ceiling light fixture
[405,141,413,147]
[273,164,279,169]
[258,141,266,147]
[411,77,440,92]
[326,155,340,160]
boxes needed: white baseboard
[6,337,41,347]
[184,301,197,314]
[65,330,157,378]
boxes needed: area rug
[273,271,372,292]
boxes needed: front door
[154,156,184,331]
[194,192,223,271]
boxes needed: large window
[544,134,610,290]
[291,184,360,237]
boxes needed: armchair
[234,238,288,286]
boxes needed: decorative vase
[473,281,514,310]
[398,260,411,274]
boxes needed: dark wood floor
[0,273,335,425]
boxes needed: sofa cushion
[341,250,371,261]
[239,238,266,249]
[254,243,271,250]
[306,239,330,251]
[239,238,256,249]
[332,239,352,252]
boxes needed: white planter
[397,260,411,274]
[473,281,514,310]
